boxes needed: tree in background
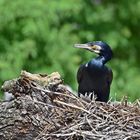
[0,0,140,101]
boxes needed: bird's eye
[91,45,101,50]
[91,45,97,49]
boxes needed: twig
[53,100,90,114]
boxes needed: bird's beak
[74,43,101,54]
[74,44,91,50]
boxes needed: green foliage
[0,0,140,101]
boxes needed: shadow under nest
[0,71,140,140]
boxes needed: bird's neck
[95,55,109,64]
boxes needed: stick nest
[0,71,140,140]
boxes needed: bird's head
[74,41,113,61]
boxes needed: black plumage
[75,41,113,102]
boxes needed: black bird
[75,41,113,102]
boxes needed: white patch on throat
[85,63,88,67]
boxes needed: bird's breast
[80,64,108,90]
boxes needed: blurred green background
[0,0,140,101]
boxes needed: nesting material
[0,71,140,140]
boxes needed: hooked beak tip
[74,44,82,48]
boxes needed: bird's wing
[107,68,113,86]
[77,64,85,84]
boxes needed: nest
[0,71,140,140]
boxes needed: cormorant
[74,41,113,102]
